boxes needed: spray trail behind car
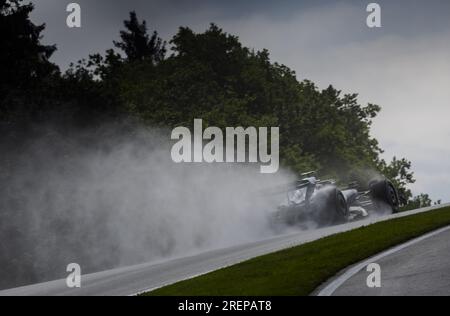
[0,124,294,289]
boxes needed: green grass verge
[144,206,450,296]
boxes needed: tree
[407,194,432,210]
[379,157,415,202]
[0,0,58,122]
[54,17,424,201]
[0,0,56,84]
[113,11,166,64]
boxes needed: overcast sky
[30,0,450,202]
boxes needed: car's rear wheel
[370,179,400,213]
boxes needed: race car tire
[316,187,349,225]
[334,190,349,223]
[369,179,400,213]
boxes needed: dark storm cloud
[30,0,450,69]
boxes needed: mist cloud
[0,124,293,289]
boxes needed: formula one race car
[272,171,403,229]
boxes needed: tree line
[0,0,434,206]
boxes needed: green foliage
[403,193,433,211]
[106,24,387,184]
[0,4,432,204]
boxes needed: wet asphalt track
[0,204,448,296]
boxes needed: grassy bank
[144,206,450,296]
